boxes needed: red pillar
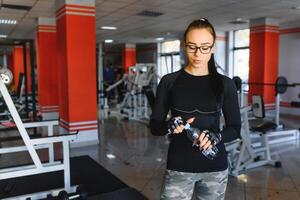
[25,44,32,93]
[123,43,136,72]
[56,0,98,146]
[12,46,24,91]
[249,18,279,104]
[26,44,32,93]
[36,17,59,120]
[12,45,32,93]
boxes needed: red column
[12,45,32,93]
[12,46,24,91]
[6,51,14,75]
[248,18,279,104]
[36,17,59,120]
[25,44,32,93]
[123,43,136,72]
[56,0,98,146]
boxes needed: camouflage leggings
[160,168,228,200]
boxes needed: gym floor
[71,112,300,200]
[1,112,300,200]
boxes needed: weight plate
[275,76,288,94]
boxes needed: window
[233,29,249,83]
[157,40,181,79]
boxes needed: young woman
[150,18,241,200]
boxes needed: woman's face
[185,28,215,68]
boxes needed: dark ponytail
[208,54,224,107]
[184,18,224,107]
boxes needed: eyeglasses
[185,44,213,54]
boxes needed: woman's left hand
[198,131,213,151]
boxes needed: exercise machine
[233,76,300,142]
[0,72,26,120]
[0,71,78,199]
[101,63,157,123]
[226,105,283,177]
[226,76,299,176]
[233,76,300,126]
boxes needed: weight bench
[226,98,282,177]
[245,95,282,170]
[0,76,77,200]
[226,106,259,177]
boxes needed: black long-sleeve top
[150,69,241,173]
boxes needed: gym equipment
[0,68,13,118]
[0,73,27,121]
[226,76,300,176]
[0,42,37,122]
[0,68,13,85]
[142,85,155,110]
[252,95,265,118]
[250,95,299,144]
[251,95,277,132]
[233,76,300,94]
[101,63,157,123]
[54,185,88,200]
[226,94,299,177]
[232,76,300,127]
[0,74,78,199]
[226,106,282,177]
[123,63,156,122]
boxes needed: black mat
[0,155,147,199]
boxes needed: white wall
[279,22,300,115]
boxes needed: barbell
[232,76,300,95]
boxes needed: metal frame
[225,106,295,177]
[226,106,257,177]
[227,90,300,177]
[0,77,77,199]
[121,64,156,122]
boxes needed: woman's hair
[184,18,224,107]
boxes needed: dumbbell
[57,185,88,200]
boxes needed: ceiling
[1,0,300,44]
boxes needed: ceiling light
[101,26,117,30]
[104,39,114,43]
[228,18,248,25]
[0,19,17,25]
[106,154,116,159]
[156,37,164,41]
[0,34,8,38]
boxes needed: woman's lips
[193,60,202,64]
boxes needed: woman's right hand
[167,117,195,134]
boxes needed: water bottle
[183,123,219,160]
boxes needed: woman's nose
[194,49,202,56]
